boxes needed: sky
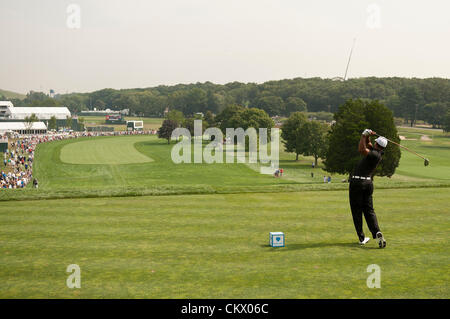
[1,0,449,94]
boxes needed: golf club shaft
[375,134,427,160]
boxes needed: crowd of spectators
[1,138,34,189]
[1,129,156,189]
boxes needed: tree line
[3,77,449,129]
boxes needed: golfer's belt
[352,176,372,180]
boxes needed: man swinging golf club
[349,128,387,248]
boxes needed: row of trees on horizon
[2,77,449,129]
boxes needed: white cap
[375,136,388,148]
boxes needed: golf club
[374,134,430,166]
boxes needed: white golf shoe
[359,237,370,245]
[376,232,386,248]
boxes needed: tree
[166,110,185,127]
[66,116,73,129]
[185,88,207,115]
[285,97,307,115]
[206,90,220,113]
[238,108,274,131]
[48,116,57,130]
[256,96,284,116]
[296,121,329,167]
[59,93,88,114]
[215,105,273,134]
[204,110,215,128]
[78,117,85,131]
[422,102,449,128]
[158,119,178,144]
[215,105,245,133]
[324,99,401,177]
[24,113,39,131]
[281,112,308,161]
[168,91,188,113]
[444,111,450,133]
[116,93,138,114]
[136,92,167,117]
[398,86,423,126]
[182,117,208,136]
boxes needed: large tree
[184,88,207,115]
[215,105,245,133]
[166,110,185,127]
[237,107,274,131]
[281,112,308,161]
[256,96,284,116]
[296,120,329,167]
[215,105,273,133]
[206,90,220,114]
[285,97,307,115]
[158,119,178,144]
[398,86,424,126]
[422,102,449,128]
[324,99,401,177]
[444,111,450,133]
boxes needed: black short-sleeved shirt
[353,149,383,178]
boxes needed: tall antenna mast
[344,38,356,81]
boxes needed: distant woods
[2,77,449,128]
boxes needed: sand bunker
[399,135,417,141]
[420,135,432,141]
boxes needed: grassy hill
[0,88,26,100]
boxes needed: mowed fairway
[60,136,153,165]
[0,188,448,298]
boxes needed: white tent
[0,122,47,134]
[0,101,70,120]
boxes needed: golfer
[349,129,387,248]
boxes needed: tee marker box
[269,232,285,247]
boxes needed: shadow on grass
[260,242,379,250]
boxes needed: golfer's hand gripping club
[362,129,376,136]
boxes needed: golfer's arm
[358,135,370,156]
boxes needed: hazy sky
[1,0,449,94]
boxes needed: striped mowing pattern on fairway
[59,136,154,165]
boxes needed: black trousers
[349,180,380,241]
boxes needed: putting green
[60,136,153,165]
